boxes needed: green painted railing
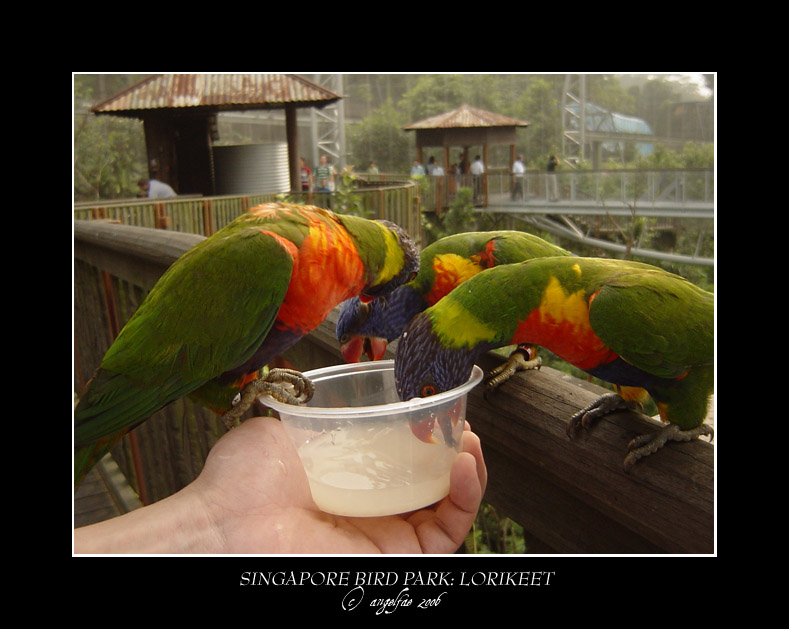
[74,178,423,244]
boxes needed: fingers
[409,427,487,553]
[461,429,487,496]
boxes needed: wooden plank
[469,352,714,554]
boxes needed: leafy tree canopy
[74,74,147,201]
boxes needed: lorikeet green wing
[75,203,419,486]
[394,256,714,469]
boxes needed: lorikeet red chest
[510,282,619,372]
[269,223,367,335]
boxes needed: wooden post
[202,198,215,236]
[153,203,170,229]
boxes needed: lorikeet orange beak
[340,336,388,363]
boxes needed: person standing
[314,155,334,192]
[470,155,485,203]
[299,157,313,193]
[314,155,335,208]
[511,154,525,201]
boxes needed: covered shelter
[565,101,656,166]
[403,104,529,174]
[91,74,342,196]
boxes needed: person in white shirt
[511,155,525,200]
[470,155,485,202]
[470,155,485,175]
[138,178,176,198]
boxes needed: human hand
[74,416,486,555]
[193,416,487,554]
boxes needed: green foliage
[469,504,526,554]
[347,100,411,173]
[74,75,147,201]
[333,169,373,218]
[396,74,467,121]
[633,141,714,170]
[74,114,147,201]
[421,187,478,243]
[444,187,476,235]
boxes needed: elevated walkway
[486,194,713,219]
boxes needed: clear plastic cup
[259,360,483,517]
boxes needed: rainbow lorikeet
[74,203,419,486]
[336,230,572,392]
[394,256,714,470]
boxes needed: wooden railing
[73,221,715,553]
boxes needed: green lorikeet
[394,256,714,470]
[74,203,419,487]
[336,231,572,396]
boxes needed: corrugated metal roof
[91,74,342,115]
[403,104,529,130]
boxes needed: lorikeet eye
[421,383,437,397]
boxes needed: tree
[396,74,466,122]
[346,100,411,173]
[507,76,564,167]
[73,75,147,201]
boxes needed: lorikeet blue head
[394,311,490,443]
[336,288,425,362]
[394,311,486,402]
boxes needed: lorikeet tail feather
[74,432,126,487]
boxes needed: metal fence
[416,168,714,213]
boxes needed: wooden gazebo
[91,74,341,196]
[403,104,529,173]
